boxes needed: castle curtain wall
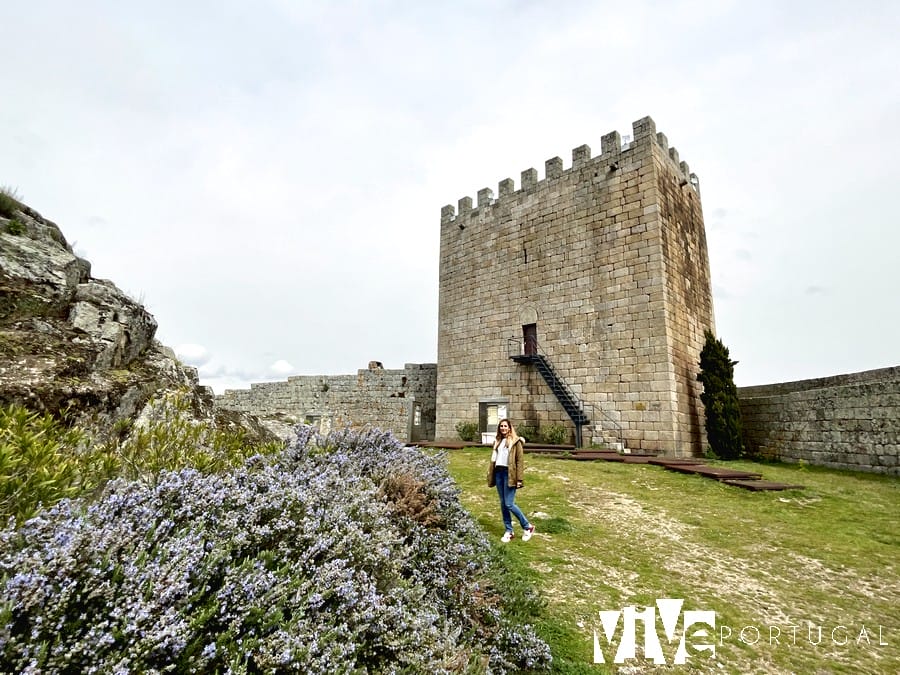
[217,363,436,442]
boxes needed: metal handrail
[508,338,588,415]
[507,337,524,358]
[507,336,623,449]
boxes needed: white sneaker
[500,531,515,543]
[522,525,535,542]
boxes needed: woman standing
[487,419,535,543]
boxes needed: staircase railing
[506,337,623,449]
[593,403,623,450]
[507,338,591,446]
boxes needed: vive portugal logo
[593,598,716,665]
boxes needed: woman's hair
[494,418,520,446]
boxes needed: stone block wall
[436,116,713,455]
[216,363,437,442]
[738,366,899,475]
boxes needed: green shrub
[517,425,538,442]
[0,404,111,524]
[4,219,24,235]
[538,423,569,445]
[105,390,283,485]
[697,330,744,460]
[455,420,479,443]
[0,393,283,524]
[0,186,22,219]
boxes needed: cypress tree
[697,330,744,459]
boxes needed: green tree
[697,330,744,459]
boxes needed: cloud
[182,357,301,394]
[3,1,899,393]
[174,343,210,367]
[712,284,732,301]
[269,360,296,376]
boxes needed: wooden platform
[620,455,658,463]
[663,464,764,481]
[648,457,707,466]
[416,441,803,491]
[524,446,578,454]
[553,451,625,462]
[723,479,806,491]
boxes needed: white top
[495,438,510,467]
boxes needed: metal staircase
[508,338,591,447]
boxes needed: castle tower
[436,116,714,455]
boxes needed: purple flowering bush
[0,426,551,673]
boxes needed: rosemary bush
[0,393,283,525]
[0,426,551,673]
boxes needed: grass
[446,448,899,674]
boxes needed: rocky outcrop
[0,199,276,446]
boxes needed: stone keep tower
[436,116,714,456]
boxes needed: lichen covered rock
[0,200,275,446]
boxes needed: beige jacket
[487,435,525,488]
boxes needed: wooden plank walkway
[723,479,806,491]
[663,464,764,481]
[416,440,803,491]
[648,457,707,466]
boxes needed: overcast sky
[3,1,898,393]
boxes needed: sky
[2,0,898,393]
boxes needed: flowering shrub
[0,426,551,673]
[0,394,283,525]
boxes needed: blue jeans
[494,466,530,533]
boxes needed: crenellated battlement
[437,113,714,455]
[441,116,700,223]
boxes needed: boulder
[0,200,277,447]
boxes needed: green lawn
[446,449,900,674]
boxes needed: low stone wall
[216,363,437,442]
[737,366,899,475]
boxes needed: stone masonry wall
[436,116,713,455]
[216,363,437,442]
[654,130,715,455]
[738,366,899,475]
